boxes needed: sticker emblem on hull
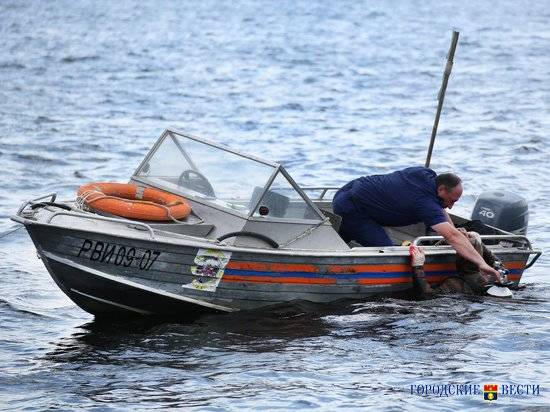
[183,249,232,292]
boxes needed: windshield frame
[131,128,326,222]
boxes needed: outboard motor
[471,190,529,235]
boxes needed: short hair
[436,173,461,190]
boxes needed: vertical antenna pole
[425,30,460,168]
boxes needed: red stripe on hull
[222,260,525,285]
[227,260,525,273]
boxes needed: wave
[34,116,58,124]
[0,62,25,70]
[12,153,69,165]
[60,55,100,63]
[0,297,54,319]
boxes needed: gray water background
[1,0,549,410]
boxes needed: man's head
[436,173,462,209]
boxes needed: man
[410,230,506,296]
[333,166,500,280]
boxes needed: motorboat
[12,128,542,317]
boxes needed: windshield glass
[252,171,321,221]
[134,131,277,215]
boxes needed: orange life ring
[77,182,192,221]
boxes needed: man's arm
[410,246,433,297]
[444,210,455,226]
[480,243,497,267]
[412,267,433,297]
[432,222,500,280]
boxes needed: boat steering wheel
[177,169,216,197]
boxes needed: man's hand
[432,222,501,281]
[479,262,501,283]
[409,245,425,267]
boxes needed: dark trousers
[333,186,393,247]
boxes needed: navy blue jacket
[335,166,447,228]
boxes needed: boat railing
[413,234,532,247]
[17,193,58,215]
[17,194,228,244]
[301,187,340,200]
[46,211,157,240]
[16,193,157,240]
[413,234,542,269]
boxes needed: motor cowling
[471,190,528,235]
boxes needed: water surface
[1,0,549,410]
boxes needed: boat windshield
[134,130,322,221]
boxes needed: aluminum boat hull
[23,222,531,318]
